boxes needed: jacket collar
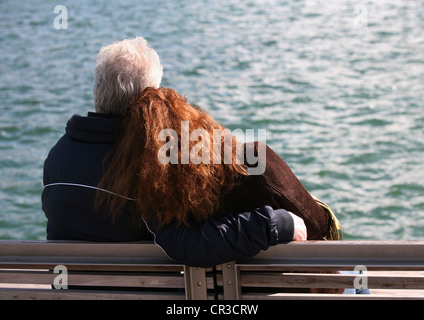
[66,112,118,143]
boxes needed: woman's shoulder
[242,141,279,176]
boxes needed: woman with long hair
[97,87,247,228]
[97,87,341,241]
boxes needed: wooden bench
[0,240,423,300]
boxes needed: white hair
[93,37,163,116]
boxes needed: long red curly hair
[97,87,247,227]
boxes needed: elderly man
[42,37,304,267]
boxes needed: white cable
[44,182,135,200]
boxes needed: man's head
[93,37,163,116]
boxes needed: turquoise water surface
[0,0,423,240]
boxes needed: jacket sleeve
[143,206,294,267]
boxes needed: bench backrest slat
[216,272,424,290]
[0,288,186,300]
[239,241,424,269]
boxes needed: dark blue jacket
[42,112,294,267]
